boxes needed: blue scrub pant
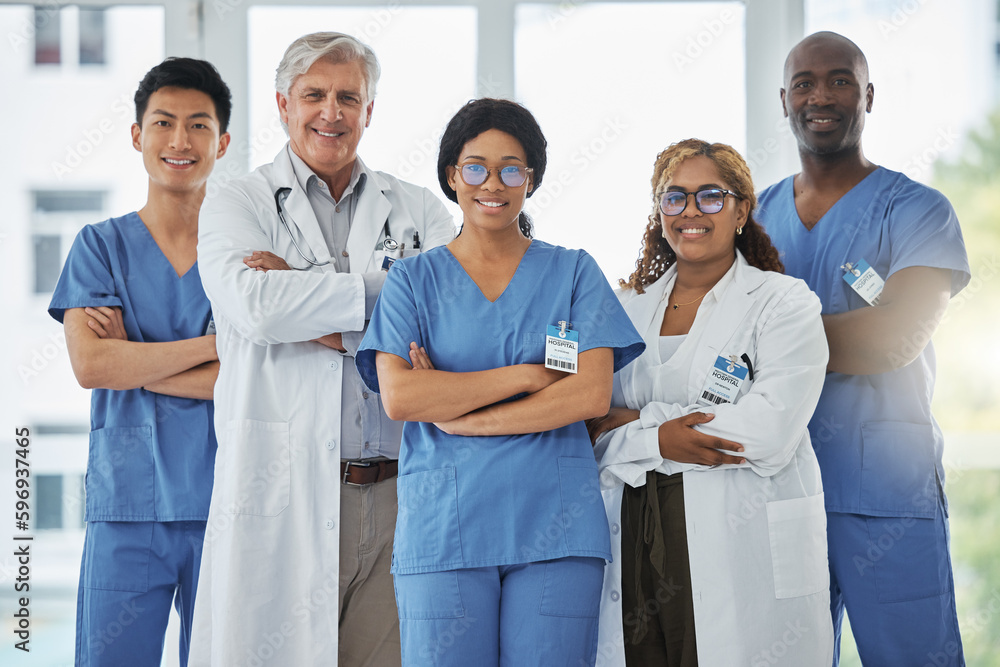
[75,520,206,667]
[394,556,604,667]
[827,510,964,667]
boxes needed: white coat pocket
[219,420,290,517]
[766,493,829,599]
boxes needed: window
[33,5,60,64]
[32,189,106,294]
[35,475,64,530]
[78,7,106,65]
[516,2,746,282]
[33,5,108,67]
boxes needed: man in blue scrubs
[757,32,969,666]
[48,58,231,666]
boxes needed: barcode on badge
[546,358,577,372]
[700,390,729,405]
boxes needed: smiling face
[781,34,873,157]
[131,86,229,196]
[658,155,749,268]
[277,57,373,184]
[447,128,533,236]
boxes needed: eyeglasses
[658,188,740,216]
[455,163,533,188]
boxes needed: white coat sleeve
[420,188,457,250]
[693,281,828,476]
[337,187,453,356]
[594,400,708,489]
[198,182,365,345]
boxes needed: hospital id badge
[545,324,579,374]
[204,317,216,336]
[842,259,884,306]
[698,355,748,405]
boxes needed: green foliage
[948,470,1000,664]
[931,107,1000,432]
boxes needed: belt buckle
[342,459,376,486]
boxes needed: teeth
[315,129,342,137]
[164,158,194,165]
[680,228,708,234]
[811,119,835,124]
[478,201,505,208]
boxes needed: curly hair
[621,139,784,293]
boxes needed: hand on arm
[823,266,952,375]
[376,345,565,423]
[434,347,614,436]
[587,407,640,445]
[658,412,745,466]
[243,250,346,351]
[64,307,218,392]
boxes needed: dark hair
[437,98,547,238]
[622,138,784,293]
[134,57,233,133]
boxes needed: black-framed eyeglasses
[658,188,740,216]
[455,163,533,188]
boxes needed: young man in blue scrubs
[757,32,969,666]
[48,58,231,666]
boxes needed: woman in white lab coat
[590,139,834,666]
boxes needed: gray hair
[275,32,380,102]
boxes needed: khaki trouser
[339,477,400,667]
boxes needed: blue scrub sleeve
[569,252,645,372]
[48,224,123,323]
[356,261,421,394]
[885,184,970,296]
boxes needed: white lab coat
[189,145,455,665]
[594,253,834,666]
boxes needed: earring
[736,226,743,235]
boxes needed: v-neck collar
[443,240,535,304]
[133,213,198,280]
[792,167,883,233]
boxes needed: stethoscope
[274,187,396,267]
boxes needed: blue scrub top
[48,212,217,522]
[758,168,970,518]
[357,241,645,574]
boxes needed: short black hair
[437,98,547,238]
[134,57,233,133]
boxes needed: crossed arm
[822,265,953,375]
[64,306,218,400]
[375,343,614,436]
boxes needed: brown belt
[341,459,398,486]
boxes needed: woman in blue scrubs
[356,98,644,667]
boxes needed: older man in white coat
[191,33,454,665]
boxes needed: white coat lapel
[273,147,333,267]
[618,272,672,408]
[685,253,767,398]
[346,165,391,274]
